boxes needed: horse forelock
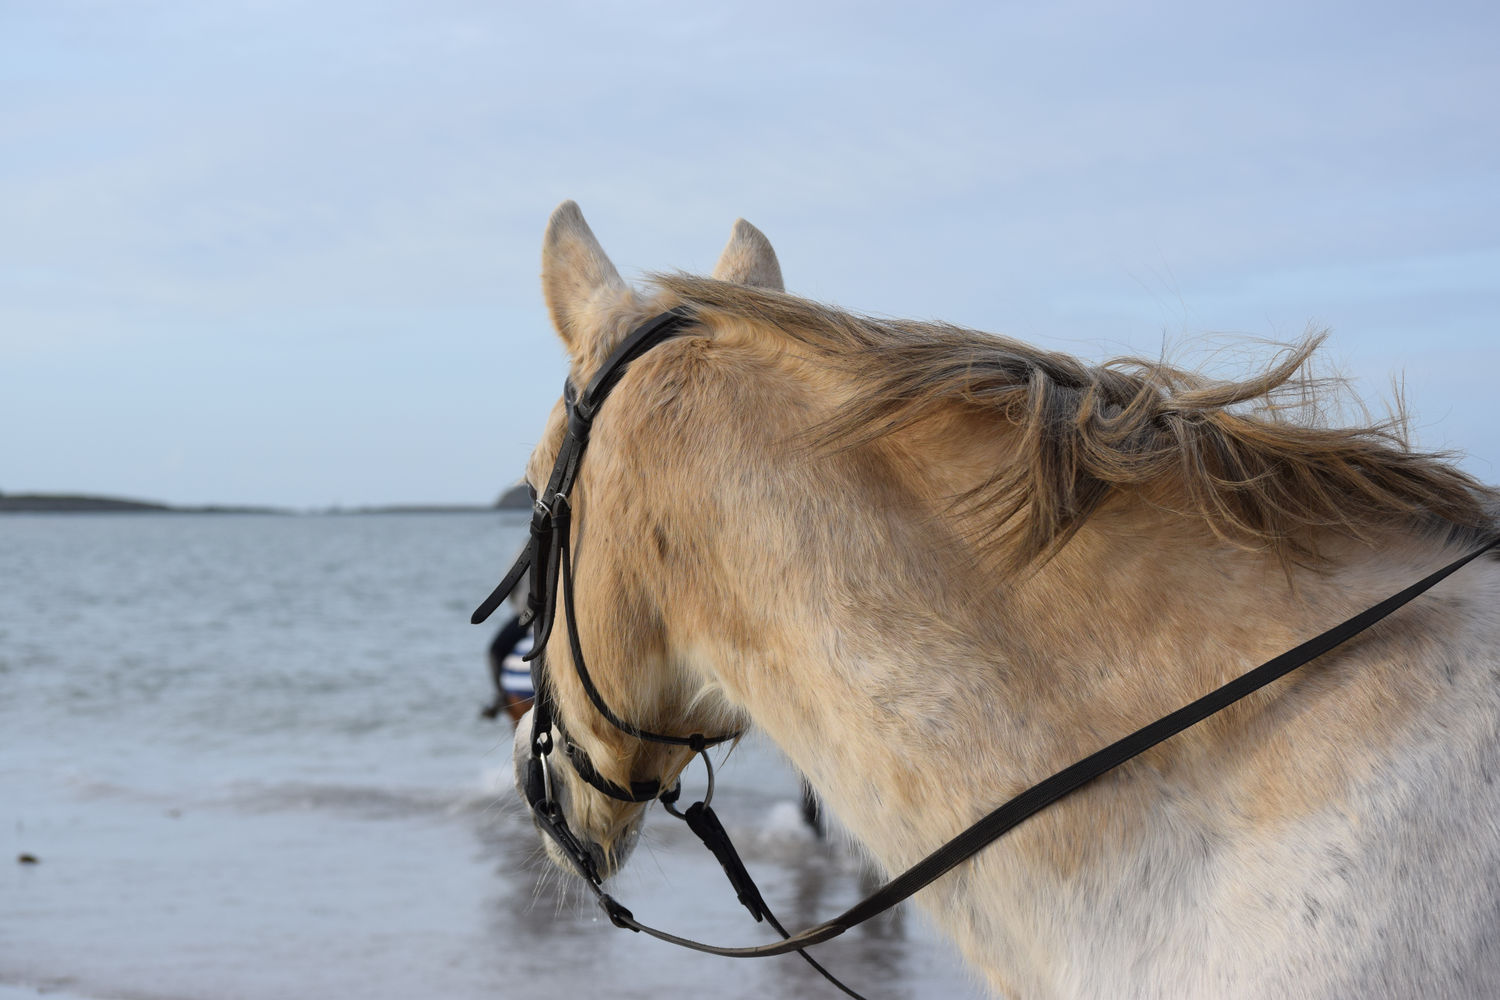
[650,273,1496,570]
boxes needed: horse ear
[541,201,628,355]
[711,218,784,291]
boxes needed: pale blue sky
[3,0,1496,507]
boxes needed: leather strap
[473,307,740,799]
[559,513,736,749]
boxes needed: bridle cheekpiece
[471,307,742,880]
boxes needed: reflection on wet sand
[473,795,984,1000]
[767,852,914,999]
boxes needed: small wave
[445,766,528,819]
[225,780,467,820]
[0,982,111,1000]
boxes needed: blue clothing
[500,635,534,696]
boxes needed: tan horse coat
[515,201,1500,999]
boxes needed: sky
[2,0,1496,508]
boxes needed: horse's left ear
[541,200,629,356]
[711,218,784,291]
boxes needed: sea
[0,512,983,1000]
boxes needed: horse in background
[509,201,1500,999]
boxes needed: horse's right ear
[711,218,784,291]
[541,201,628,356]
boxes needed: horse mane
[655,274,1496,567]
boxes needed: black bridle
[473,308,1500,997]
[471,308,740,805]
[471,308,865,994]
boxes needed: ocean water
[0,513,982,1000]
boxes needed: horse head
[511,201,782,880]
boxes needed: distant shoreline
[0,492,530,515]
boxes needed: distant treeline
[0,490,532,514]
[0,493,272,514]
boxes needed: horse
[504,200,1500,999]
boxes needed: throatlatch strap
[471,536,533,625]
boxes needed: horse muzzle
[513,708,638,883]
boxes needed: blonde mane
[657,273,1495,567]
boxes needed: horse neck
[680,395,1447,877]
